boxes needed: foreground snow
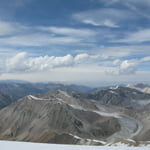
[0,141,150,150]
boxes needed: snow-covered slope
[0,141,150,150]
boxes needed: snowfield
[0,141,150,150]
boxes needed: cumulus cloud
[74,53,101,64]
[107,56,150,75]
[74,53,90,64]
[118,60,139,75]
[2,52,103,73]
[1,52,150,76]
[6,52,28,72]
[120,60,138,69]
[5,52,74,73]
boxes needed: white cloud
[120,60,138,70]
[0,22,97,46]
[0,33,82,46]
[0,48,19,56]
[2,52,150,77]
[74,47,131,59]
[74,53,90,64]
[107,56,150,75]
[0,21,17,36]
[73,8,135,28]
[112,59,121,65]
[100,0,150,19]
[75,46,137,59]
[141,56,150,62]
[122,0,150,19]
[6,52,29,72]
[118,59,139,75]
[113,29,150,43]
[5,52,74,73]
[0,20,29,36]
[40,26,97,38]
[74,53,101,64]
[91,45,150,58]
[82,19,119,28]
[2,52,104,73]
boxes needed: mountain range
[0,81,150,146]
[0,82,92,109]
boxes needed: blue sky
[0,0,150,86]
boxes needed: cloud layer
[0,52,149,77]
[0,0,149,85]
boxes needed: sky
[0,0,150,86]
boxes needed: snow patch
[110,86,119,90]
[1,141,150,150]
[126,139,136,143]
[28,95,49,101]
[58,90,71,98]
[69,133,83,140]
[93,110,121,119]
[69,134,106,145]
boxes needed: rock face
[0,93,120,144]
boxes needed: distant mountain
[0,82,93,109]
[0,80,30,84]
[74,86,150,109]
[127,83,150,94]
[0,82,56,108]
[67,84,93,93]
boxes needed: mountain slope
[0,93,120,144]
[1,84,150,144]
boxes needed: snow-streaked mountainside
[0,141,150,150]
[0,81,150,146]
